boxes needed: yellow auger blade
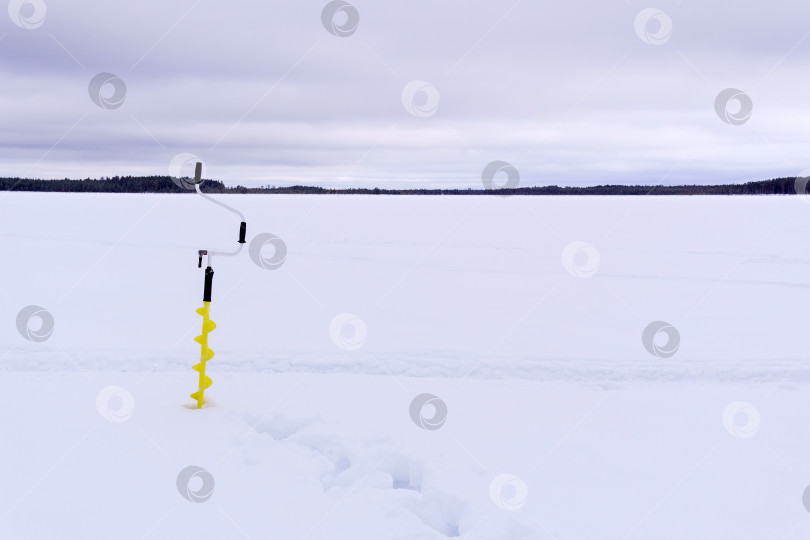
[191,301,216,408]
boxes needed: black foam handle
[203,266,214,302]
[195,162,203,184]
[239,222,247,244]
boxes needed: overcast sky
[1,0,809,187]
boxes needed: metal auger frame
[191,162,246,408]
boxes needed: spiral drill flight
[191,162,247,408]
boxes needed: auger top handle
[194,162,247,264]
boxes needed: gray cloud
[1,0,808,187]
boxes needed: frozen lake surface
[1,193,809,539]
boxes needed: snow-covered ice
[2,193,810,539]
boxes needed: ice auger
[191,162,247,408]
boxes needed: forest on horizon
[0,176,806,196]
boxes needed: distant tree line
[0,176,228,193]
[0,175,804,195]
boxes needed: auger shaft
[191,267,216,408]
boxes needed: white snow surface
[1,193,810,539]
